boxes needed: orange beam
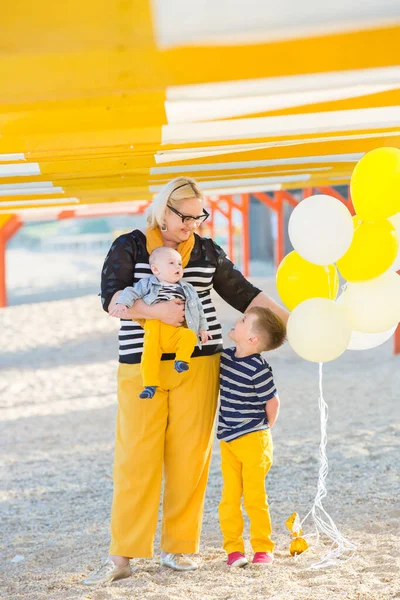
[209,203,215,239]
[395,270,400,355]
[395,323,400,355]
[274,191,285,268]
[58,210,77,219]
[303,187,314,199]
[241,194,250,278]
[280,190,300,208]
[227,201,234,262]
[317,186,355,215]
[252,192,275,210]
[0,215,23,308]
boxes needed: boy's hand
[109,304,129,318]
[199,330,212,344]
[265,395,280,428]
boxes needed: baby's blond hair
[149,246,181,268]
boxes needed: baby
[109,246,211,398]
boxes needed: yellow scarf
[145,226,195,268]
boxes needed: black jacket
[101,230,261,314]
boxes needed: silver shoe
[83,558,132,585]
[160,552,198,572]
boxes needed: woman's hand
[156,299,185,326]
[108,293,184,325]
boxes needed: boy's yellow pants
[219,429,274,554]
[141,320,198,387]
[110,354,220,558]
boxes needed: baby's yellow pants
[219,429,274,554]
[141,320,198,387]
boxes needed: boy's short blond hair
[247,306,286,352]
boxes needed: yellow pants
[219,430,274,554]
[110,354,220,558]
[141,320,199,387]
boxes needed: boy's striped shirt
[217,347,277,442]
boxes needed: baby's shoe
[139,386,157,399]
[227,552,248,567]
[174,360,189,373]
[252,552,273,566]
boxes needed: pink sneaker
[227,552,248,567]
[252,552,274,566]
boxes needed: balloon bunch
[277,147,400,362]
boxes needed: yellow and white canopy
[0,0,399,218]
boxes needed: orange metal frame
[206,194,250,275]
[1,191,399,356]
[0,215,23,308]
[207,188,399,355]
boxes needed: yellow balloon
[276,251,339,310]
[336,217,398,282]
[290,537,309,557]
[351,147,400,220]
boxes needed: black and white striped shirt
[101,230,262,364]
[152,284,185,304]
[217,347,277,442]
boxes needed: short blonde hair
[146,177,203,229]
[248,307,286,351]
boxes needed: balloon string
[300,363,356,569]
[324,265,335,300]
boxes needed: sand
[1,278,399,600]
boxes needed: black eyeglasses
[167,204,209,225]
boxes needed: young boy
[109,246,211,398]
[217,306,286,567]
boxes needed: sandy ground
[1,278,399,600]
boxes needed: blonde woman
[84,177,288,585]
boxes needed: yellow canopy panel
[0,0,399,215]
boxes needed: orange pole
[395,270,400,355]
[209,203,215,239]
[394,324,400,355]
[0,234,5,308]
[303,187,314,199]
[0,215,23,308]
[274,191,285,269]
[241,194,250,277]
[227,197,234,262]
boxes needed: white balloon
[347,326,397,351]
[342,271,400,334]
[287,298,351,363]
[336,292,397,350]
[288,194,354,265]
[388,212,400,271]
